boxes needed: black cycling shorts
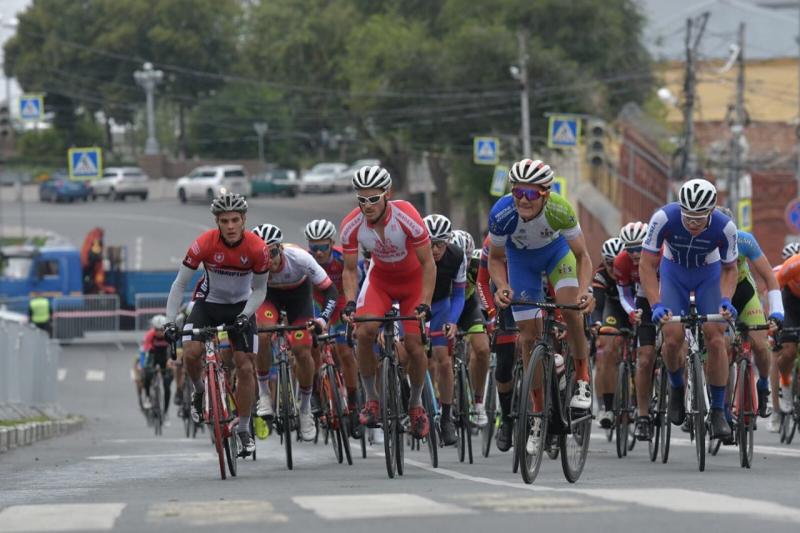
[636,296,656,347]
[458,293,485,332]
[183,300,255,352]
[779,288,800,344]
[259,278,315,325]
[601,298,629,330]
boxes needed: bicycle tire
[690,352,707,472]
[658,363,671,463]
[422,376,439,468]
[456,364,472,463]
[393,367,405,477]
[223,379,238,476]
[151,371,163,436]
[482,374,497,458]
[357,378,367,458]
[511,361,523,474]
[737,361,754,468]
[207,368,226,480]
[615,362,629,458]
[249,416,257,461]
[786,366,799,445]
[517,344,550,484]
[321,374,343,463]
[627,369,637,453]
[182,379,192,438]
[330,366,353,466]
[381,357,397,479]
[648,365,661,462]
[279,362,293,470]
[560,353,591,483]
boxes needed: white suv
[175,165,252,203]
[91,167,149,201]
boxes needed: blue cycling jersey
[643,203,738,268]
[737,230,762,261]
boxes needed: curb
[0,417,84,454]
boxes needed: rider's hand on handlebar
[444,323,457,340]
[233,313,250,331]
[651,303,672,324]
[628,309,643,325]
[308,317,327,334]
[164,322,179,342]
[495,287,513,308]
[342,300,356,323]
[577,290,594,312]
[415,303,432,322]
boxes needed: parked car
[299,163,347,193]
[251,168,298,197]
[38,171,91,203]
[334,158,381,191]
[175,165,251,203]
[90,167,149,201]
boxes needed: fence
[52,294,120,340]
[0,296,31,316]
[0,319,59,405]
[134,293,169,330]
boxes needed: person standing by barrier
[29,296,52,336]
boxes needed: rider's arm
[416,243,436,306]
[565,232,593,296]
[241,273,268,318]
[447,284,466,324]
[750,255,784,316]
[639,252,661,306]
[488,242,509,291]
[342,252,359,303]
[719,220,739,300]
[166,264,195,322]
[720,262,738,300]
[476,250,496,317]
[616,284,636,315]
[316,280,339,323]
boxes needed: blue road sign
[19,94,43,121]
[68,147,103,181]
[473,136,499,165]
[547,116,580,148]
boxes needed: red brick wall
[618,127,671,224]
[579,204,612,267]
[751,171,798,265]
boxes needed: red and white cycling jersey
[268,244,332,290]
[183,229,269,304]
[340,200,429,272]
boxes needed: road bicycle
[315,331,353,466]
[598,326,639,458]
[450,329,478,464]
[649,339,671,463]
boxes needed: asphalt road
[2,342,800,532]
[0,190,357,269]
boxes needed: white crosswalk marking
[148,501,288,525]
[57,368,67,382]
[85,369,106,382]
[0,503,125,531]
[293,494,474,520]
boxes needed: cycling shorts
[732,277,766,328]
[458,293,486,334]
[636,297,656,347]
[507,236,578,322]
[659,259,721,316]
[601,298,629,330]
[779,288,800,344]
[184,300,255,352]
[356,265,423,335]
[256,279,315,347]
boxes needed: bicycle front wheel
[330,366,353,466]
[381,357,398,478]
[422,375,439,468]
[279,363,293,470]
[152,375,163,437]
[207,369,226,480]
[690,352,707,472]
[482,372,497,458]
[456,364,473,463]
[561,353,591,483]
[736,361,754,468]
[614,361,630,459]
[517,344,550,484]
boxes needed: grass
[0,415,52,427]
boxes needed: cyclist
[639,178,738,440]
[340,165,436,439]
[423,214,467,446]
[488,158,594,456]
[164,192,269,457]
[715,206,781,420]
[251,223,339,442]
[591,237,626,430]
[770,242,800,430]
[452,229,491,428]
[142,314,174,416]
[171,301,193,407]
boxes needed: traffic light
[585,119,607,167]
[0,104,10,139]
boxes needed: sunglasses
[431,240,448,248]
[681,212,710,227]
[309,243,330,253]
[357,192,386,205]
[511,188,546,201]
[626,246,643,254]
[269,246,282,258]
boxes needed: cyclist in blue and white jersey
[639,178,739,440]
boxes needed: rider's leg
[255,332,273,398]
[334,341,359,407]
[468,330,490,404]
[595,335,620,412]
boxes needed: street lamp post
[253,122,268,168]
[510,29,531,158]
[134,62,163,155]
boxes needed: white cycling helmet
[423,214,453,241]
[353,165,392,191]
[679,178,717,213]
[252,223,283,245]
[151,314,167,329]
[451,229,475,257]
[304,219,336,241]
[508,158,555,188]
[619,221,648,247]
[601,238,624,260]
[782,242,800,260]
[210,192,247,214]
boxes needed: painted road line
[85,369,106,382]
[403,457,800,524]
[448,492,618,514]
[293,494,475,520]
[0,503,125,532]
[57,368,67,382]
[87,452,213,461]
[667,436,800,458]
[148,501,288,525]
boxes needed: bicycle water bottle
[554,353,566,391]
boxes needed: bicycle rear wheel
[614,362,629,458]
[658,363,671,463]
[456,364,473,463]
[381,357,398,479]
[279,362,293,470]
[648,364,661,462]
[737,361,754,468]
[330,366,353,466]
[321,373,343,464]
[517,344,550,484]
[422,375,439,468]
[561,354,591,483]
[207,368,226,480]
[690,352,707,472]
[511,361,523,474]
[482,373,497,458]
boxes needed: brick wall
[578,204,612,267]
[750,171,798,264]
[618,126,671,224]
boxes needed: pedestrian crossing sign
[19,94,43,121]
[473,136,499,165]
[68,147,103,181]
[547,116,581,148]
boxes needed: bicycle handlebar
[507,300,584,311]
[345,313,427,347]
[257,324,310,334]
[664,313,727,324]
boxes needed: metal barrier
[52,294,120,340]
[0,296,31,316]
[0,319,59,405]
[134,292,194,330]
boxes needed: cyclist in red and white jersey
[251,224,339,442]
[340,165,436,438]
[164,193,269,456]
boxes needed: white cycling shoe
[256,394,274,418]
[779,386,793,414]
[475,402,488,427]
[299,410,316,442]
[525,418,543,456]
[570,380,592,410]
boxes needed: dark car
[39,170,92,203]
[251,168,298,197]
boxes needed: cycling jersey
[340,200,430,273]
[613,250,641,313]
[487,192,581,251]
[143,328,170,368]
[477,235,495,317]
[643,203,738,268]
[592,266,620,303]
[184,229,269,304]
[736,230,762,283]
[312,246,346,323]
[432,243,467,302]
[268,244,332,290]
[777,254,800,298]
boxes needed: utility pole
[678,12,710,181]
[134,62,164,155]
[516,29,531,158]
[728,23,746,214]
[253,122,268,169]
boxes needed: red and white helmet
[619,221,647,247]
[508,158,554,188]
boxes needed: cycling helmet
[783,242,800,260]
[451,229,475,257]
[151,314,167,329]
[252,223,283,245]
[304,219,336,241]
[210,192,247,214]
[352,165,392,191]
[508,158,555,188]
[601,238,624,260]
[619,221,648,247]
[423,214,453,241]
[679,178,717,213]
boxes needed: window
[2,257,32,279]
[122,171,144,179]
[102,171,116,179]
[223,169,245,178]
[37,260,59,278]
